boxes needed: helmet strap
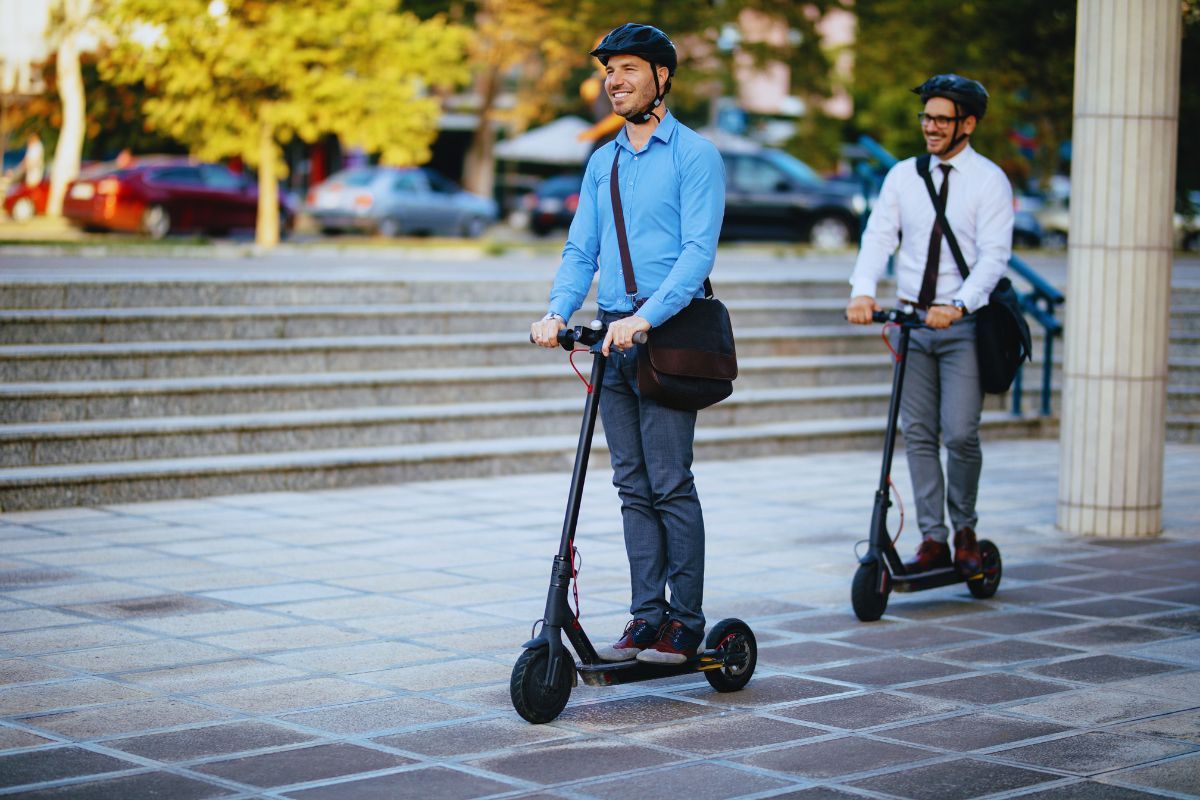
[627,63,666,125]
[939,100,968,155]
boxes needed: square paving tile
[19,698,232,739]
[7,772,237,799]
[280,697,476,735]
[1116,710,1200,745]
[904,674,1069,705]
[1146,611,1200,633]
[1130,638,1200,665]
[849,758,1059,799]
[1046,624,1183,648]
[773,614,869,636]
[950,611,1080,636]
[194,742,414,788]
[883,598,999,621]
[1057,573,1183,595]
[468,739,682,784]
[1012,781,1181,799]
[1007,687,1192,726]
[836,624,987,652]
[735,735,931,779]
[676,674,850,707]
[284,765,519,800]
[1004,563,1099,581]
[929,640,1082,666]
[764,790,866,800]
[1027,655,1180,684]
[990,585,1095,605]
[577,762,793,800]
[374,718,574,757]
[1050,598,1180,619]
[877,712,1070,751]
[200,677,393,714]
[105,720,319,761]
[775,692,960,730]
[1105,752,1200,794]
[809,655,968,688]
[626,712,823,754]
[757,640,873,668]
[553,695,717,731]
[1143,584,1200,605]
[997,731,1195,776]
[0,746,139,789]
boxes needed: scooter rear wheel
[510,647,573,724]
[967,539,1002,599]
[852,561,890,621]
[703,618,757,692]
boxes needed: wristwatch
[542,312,565,323]
[951,299,967,314]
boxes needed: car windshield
[331,168,378,187]
[760,150,822,187]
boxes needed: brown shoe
[904,538,951,572]
[954,527,982,576]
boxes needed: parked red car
[62,157,292,239]
[3,180,50,222]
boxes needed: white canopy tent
[493,116,593,166]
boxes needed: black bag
[608,149,737,411]
[917,155,1032,394]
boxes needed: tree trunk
[46,0,90,218]
[462,64,499,199]
[256,121,279,248]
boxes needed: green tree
[100,0,470,246]
[852,0,1075,188]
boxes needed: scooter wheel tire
[704,618,756,693]
[967,539,1002,599]
[852,561,890,621]
[510,647,572,724]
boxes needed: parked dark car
[719,145,864,248]
[523,174,582,236]
[3,179,49,222]
[307,166,497,238]
[62,157,291,239]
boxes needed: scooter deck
[576,649,744,687]
[891,564,982,593]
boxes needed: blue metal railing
[850,135,1063,417]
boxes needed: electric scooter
[851,307,1002,622]
[511,320,757,724]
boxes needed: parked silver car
[307,166,497,238]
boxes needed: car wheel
[10,197,35,223]
[377,218,401,238]
[1043,230,1068,250]
[809,215,854,250]
[142,205,171,239]
[460,216,487,238]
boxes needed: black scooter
[851,307,1002,622]
[511,320,757,724]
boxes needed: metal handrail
[851,135,1064,417]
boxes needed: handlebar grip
[871,310,890,323]
[632,331,648,345]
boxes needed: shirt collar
[933,142,974,171]
[614,110,678,152]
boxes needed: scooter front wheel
[852,561,890,621]
[703,618,757,693]
[510,647,573,724]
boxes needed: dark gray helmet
[912,74,989,120]
[590,23,677,75]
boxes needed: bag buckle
[629,294,646,311]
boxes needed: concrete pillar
[1057,0,1181,537]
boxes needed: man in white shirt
[846,74,1013,576]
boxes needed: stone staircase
[5,254,1192,511]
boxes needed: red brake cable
[568,348,593,393]
[882,322,901,362]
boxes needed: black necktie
[918,164,952,308]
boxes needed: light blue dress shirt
[547,112,725,329]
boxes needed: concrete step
[0,325,892,381]
[0,411,1054,511]
[0,354,897,423]
[2,383,1020,467]
[0,298,853,344]
[1167,415,1200,443]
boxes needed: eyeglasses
[917,112,966,128]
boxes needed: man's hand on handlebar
[602,315,651,356]
[845,295,881,325]
[924,304,964,330]
[530,316,566,348]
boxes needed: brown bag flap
[647,346,738,381]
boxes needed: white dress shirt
[849,144,1014,313]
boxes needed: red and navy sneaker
[636,620,703,665]
[595,618,659,662]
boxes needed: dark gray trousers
[894,316,983,542]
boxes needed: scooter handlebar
[530,321,648,350]
[871,307,923,326]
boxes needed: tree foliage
[852,0,1075,187]
[99,0,471,244]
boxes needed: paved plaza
[2,439,1199,799]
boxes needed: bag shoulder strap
[610,147,714,303]
[916,155,970,281]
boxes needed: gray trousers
[895,315,983,542]
[598,310,706,637]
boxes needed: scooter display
[851,307,1002,622]
[511,320,757,724]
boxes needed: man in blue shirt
[530,23,725,665]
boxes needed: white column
[1057,0,1181,537]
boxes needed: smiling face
[921,96,976,157]
[604,53,668,118]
